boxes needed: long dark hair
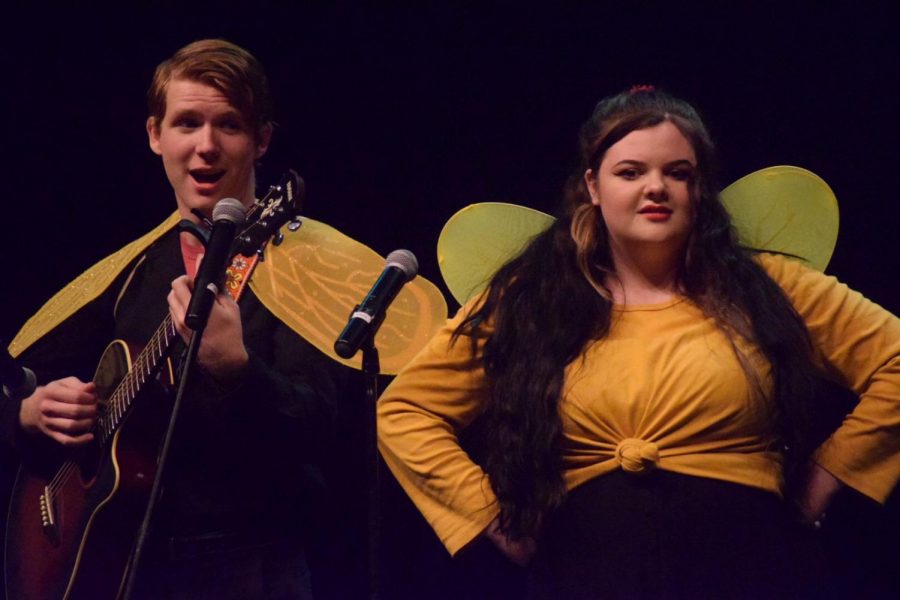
[456,88,819,539]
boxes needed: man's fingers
[171,274,194,300]
[45,416,96,434]
[169,277,196,343]
[43,384,98,406]
[48,430,95,447]
[54,377,96,393]
[43,400,98,419]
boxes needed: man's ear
[255,123,273,160]
[147,117,162,156]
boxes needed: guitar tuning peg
[287,219,302,232]
[272,232,285,247]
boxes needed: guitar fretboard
[95,315,179,445]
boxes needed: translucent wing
[250,217,448,374]
[437,166,839,306]
[437,203,553,305]
[720,165,838,271]
[9,213,181,357]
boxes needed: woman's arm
[377,306,501,556]
[761,253,900,505]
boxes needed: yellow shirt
[377,253,900,555]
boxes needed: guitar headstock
[232,170,305,257]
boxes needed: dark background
[1,2,898,598]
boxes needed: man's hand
[168,275,249,380]
[19,377,98,446]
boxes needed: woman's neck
[606,243,682,305]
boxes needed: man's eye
[175,118,200,129]
[220,120,244,132]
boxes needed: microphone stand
[121,320,206,599]
[361,333,381,600]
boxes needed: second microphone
[334,249,419,359]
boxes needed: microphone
[1,342,37,401]
[185,198,246,331]
[334,249,418,359]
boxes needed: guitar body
[5,340,174,600]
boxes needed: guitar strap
[223,253,259,301]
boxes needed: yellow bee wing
[250,217,448,374]
[720,165,838,271]
[437,166,839,306]
[437,203,553,306]
[9,213,181,357]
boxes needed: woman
[377,87,900,598]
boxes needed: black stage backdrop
[1,3,897,598]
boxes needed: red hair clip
[629,84,655,94]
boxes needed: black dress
[528,470,832,600]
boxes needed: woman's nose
[645,171,668,199]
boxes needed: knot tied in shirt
[615,438,660,474]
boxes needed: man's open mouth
[190,170,225,184]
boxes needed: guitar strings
[46,315,178,496]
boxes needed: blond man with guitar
[5,39,345,599]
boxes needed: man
[7,39,343,599]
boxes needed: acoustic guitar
[5,171,303,600]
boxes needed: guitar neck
[90,169,301,446]
[94,314,179,445]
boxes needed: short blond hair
[147,39,272,138]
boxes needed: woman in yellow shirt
[378,87,900,598]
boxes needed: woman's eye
[669,169,692,181]
[617,169,639,180]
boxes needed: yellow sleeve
[376,303,499,555]
[759,253,900,502]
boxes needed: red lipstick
[638,205,672,221]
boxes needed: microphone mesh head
[386,249,418,281]
[212,198,247,224]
